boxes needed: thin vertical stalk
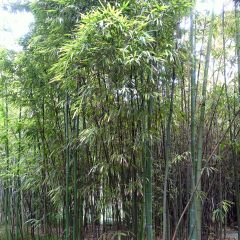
[3,77,10,240]
[145,93,153,240]
[16,108,22,240]
[234,2,240,239]
[189,2,197,239]
[65,92,70,240]
[163,66,175,240]
[195,6,215,240]
[73,111,79,240]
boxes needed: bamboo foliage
[0,1,240,240]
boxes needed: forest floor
[225,230,238,239]
[0,225,238,240]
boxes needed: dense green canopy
[0,0,240,240]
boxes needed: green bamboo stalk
[16,108,22,240]
[4,77,10,240]
[234,2,240,239]
[73,112,79,240]
[145,94,153,240]
[189,3,197,239]
[65,92,70,240]
[143,68,154,240]
[163,66,175,240]
[195,6,215,240]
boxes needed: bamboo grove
[0,0,240,239]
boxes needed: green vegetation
[0,0,240,239]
